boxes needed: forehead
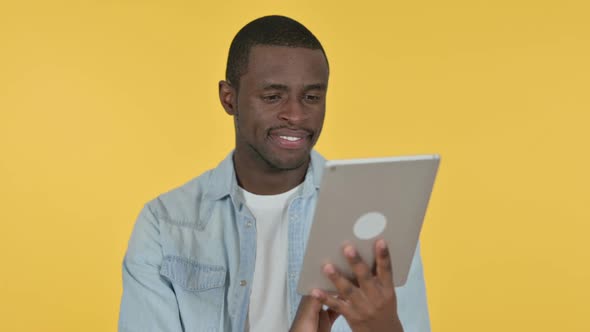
[241,45,329,87]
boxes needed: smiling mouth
[279,135,303,142]
[268,132,311,150]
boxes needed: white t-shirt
[241,184,301,332]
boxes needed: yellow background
[1,0,589,331]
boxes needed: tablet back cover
[297,154,440,294]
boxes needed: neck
[233,151,309,195]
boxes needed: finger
[304,292,324,312]
[323,263,364,302]
[318,309,332,332]
[343,245,377,292]
[375,239,394,287]
[317,307,341,332]
[313,288,350,316]
[327,308,341,325]
[293,294,323,325]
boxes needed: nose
[278,97,307,124]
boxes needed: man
[119,15,430,332]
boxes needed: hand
[290,295,340,332]
[312,239,403,332]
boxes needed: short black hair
[225,15,328,89]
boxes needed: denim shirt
[119,151,431,332]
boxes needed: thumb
[290,294,324,331]
[297,294,323,319]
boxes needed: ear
[219,80,237,116]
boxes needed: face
[220,45,329,171]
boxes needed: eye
[303,94,322,103]
[262,94,282,103]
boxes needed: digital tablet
[297,154,440,295]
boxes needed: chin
[266,153,309,171]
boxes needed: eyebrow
[262,83,289,91]
[303,83,327,92]
[261,83,327,92]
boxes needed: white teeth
[279,136,302,142]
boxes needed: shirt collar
[204,150,325,201]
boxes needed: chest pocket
[160,256,227,332]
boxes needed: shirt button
[289,272,296,279]
[240,280,247,286]
[246,221,252,228]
